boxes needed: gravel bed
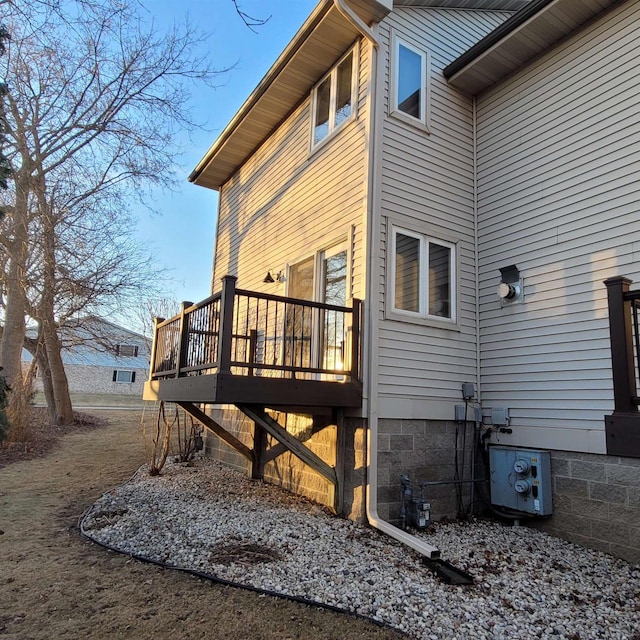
[81,457,640,640]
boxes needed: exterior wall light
[263,270,284,284]
[497,265,522,303]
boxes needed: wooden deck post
[248,329,258,377]
[335,409,347,516]
[604,277,637,415]
[148,316,163,381]
[350,298,362,381]
[251,421,266,480]
[218,275,237,374]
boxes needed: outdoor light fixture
[497,264,522,302]
[263,270,284,284]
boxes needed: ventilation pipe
[338,0,439,558]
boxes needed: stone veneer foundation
[530,450,640,565]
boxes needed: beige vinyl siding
[476,0,640,454]
[213,39,371,305]
[376,8,511,419]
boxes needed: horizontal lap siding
[476,0,640,453]
[213,39,371,302]
[377,9,511,417]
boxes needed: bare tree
[231,1,271,33]
[0,0,223,427]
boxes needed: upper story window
[311,46,357,148]
[391,34,429,130]
[390,226,456,322]
[115,344,139,357]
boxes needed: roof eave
[190,0,391,191]
[444,0,625,96]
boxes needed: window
[391,227,455,321]
[311,47,357,148]
[115,344,138,357]
[391,35,429,128]
[113,370,136,383]
[286,243,349,370]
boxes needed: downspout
[341,0,440,558]
[473,96,481,406]
[472,95,481,513]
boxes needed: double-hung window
[311,46,357,148]
[391,226,456,322]
[391,34,429,129]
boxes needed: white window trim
[388,225,457,326]
[389,32,430,132]
[310,43,359,152]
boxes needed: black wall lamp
[263,270,284,284]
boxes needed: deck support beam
[335,410,347,517]
[237,404,339,512]
[251,422,267,480]
[177,402,254,463]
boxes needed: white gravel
[81,457,640,640]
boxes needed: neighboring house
[145,0,640,563]
[25,317,150,396]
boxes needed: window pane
[395,233,420,312]
[314,77,331,144]
[323,250,347,306]
[397,43,422,119]
[288,256,315,301]
[322,250,347,370]
[335,53,353,128]
[286,257,315,369]
[429,243,451,318]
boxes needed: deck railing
[149,275,362,383]
[604,276,640,414]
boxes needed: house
[144,0,640,564]
[25,316,150,397]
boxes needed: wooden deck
[143,276,363,410]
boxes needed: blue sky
[134,0,317,306]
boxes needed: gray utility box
[489,446,553,516]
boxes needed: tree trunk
[0,260,27,387]
[41,317,73,424]
[0,170,30,431]
[31,330,56,423]
[40,208,74,425]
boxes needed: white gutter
[355,3,440,559]
[333,0,379,47]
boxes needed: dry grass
[0,410,406,640]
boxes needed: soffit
[394,0,529,9]
[444,0,625,95]
[190,0,390,190]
